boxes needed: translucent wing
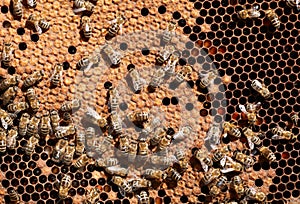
[238,105,248,114]
[253,80,263,89]
[86,107,100,120]
[220,156,227,167]
[220,168,235,174]
[34,23,42,34]
[200,160,209,172]
[247,137,255,150]
[271,134,283,140]
[1,118,8,129]
[73,8,86,13]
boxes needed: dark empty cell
[141,47,150,55]
[196,17,204,25]
[100,192,108,201]
[185,103,194,111]
[19,42,27,51]
[158,5,166,14]
[180,195,188,203]
[194,2,201,9]
[22,194,31,202]
[230,59,237,67]
[1,5,8,13]
[104,81,112,89]
[98,178,106,185]
[68,46,76,54]
[178,19,186,27]
[141,8,149,16]
[77,187,85,195]
[17,27,25,35]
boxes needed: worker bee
[80,16,93,39]
[137,138,149,163]
[11,0,23,18]
[175,64,193,84]
[0,75,20,92]
[6,128,18,149]
[149,68,165,89]
[18,113,30,136]
[0,128,6,153]
[58,174,72,200]
[23,134,40,155]
[62,112,72,124]
[84,187,100,204]
[232,150,255,168]
[128,140,138,163]
[204,122,221,151]
[102,44,122,66]
[105,166,128,177]
[60,99,81,112]
[62,143,75,166]
[108,87,119,113]
[137,191,150,204]
[38,18,50,32]
[23,70,44,88]
[111,176,132,196]
[237,5,260,19]
[194,149,213,172]
[149,127,165,147]
[242,127,262,150]
[259,146,276,162]
[209,176,228,196]
[50,64,63,87]
[128,111,149,124]
[117,133,130,155]
[27,114,41,137]
[150,155,177,167]
[50,109,60,132]
[245,187,266,202]
[221,156,243,174]
[231,176,245,198]
[212,145,231,166]
[128,66,144,93]
[96,134,114,154]
[1,41,13,68]
[75,132,85,156]
[26,0,37,8]
[223,121,241,139]
[156,134,172,153]
[173,126,192,141]
[141,117,161,136]
[156,45,176,64]
[95,157,119,168]
[251,79,272,99]
[84,107,107,128]
[110,112,123,135]
[55,125,76,139]
[8,188,20,202]
[27,14,50,34]
[52,138,68,163]
[1,86,18,106]
[162,21,177,44]
[175,150,189,172]
[7,102,29,114]
[0,109,15,129]
[26,88,40,113]
[271,126,295,141]
[74,154,90,169]
[76,54,100,72]
[198,70,219,89]
[166,167,181,182]
[108,14,127,37]
[239,102,261,127]
[73,0,94,14]
[163,53,179,77]
[143,169,167,180]
[130,179,151,192]
[286,0,300,9]
[266,9,280,29]
[291,112,299,126]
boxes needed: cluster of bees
[191,78,299,203]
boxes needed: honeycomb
[0,0,299,203]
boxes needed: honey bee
[50,109,60,131]
[12,0,23,18]
[149,68,165,89]
[143,169,167,180]
[175,150,189,172]
[259,146,276,162]
[272,126,295,141]
[50,64,63,87]
[157,134,172,153]
[96,134,114,154]
[0,109,15,129]
[7,101,28,114]
[105,166,128,177]
[111,176,132,196]
[23,70,44,88]
[108,14,127,37]
[237,5,260,19]
[76,54,100,72]
[175,64,193,84]
[27,114,41,137]
[204,122,221,151]
[1,41,13,68]
[95,157,119,168]
[137,191,150,204]
[198,70,219,89]
[8,188,20,202]
[27,14,42,34]
[266,9,281,29]
[26,88,40,113]
[209,176,228,196]
[223,121,241,139]
[75,132,85,156]
[84,107,107,128]
[221,156,243,174]
[74,154,90,169]
[251,79,272,100]
[117,133,130,154]
[52,138,68,163]
[245,187,266,202]
[232,150,255,168]
[6,128,18,149]
[150,155,177,167]
[239,102,261,127]
[128,111,149,124]
[80,16,93,39]
[0,75,20,92]
[212,145,231,167]
[108,87,119,113]
[130,178,151,192]
[162,21,177,44]
[110,112,123,135]
[84,187,100,204]
[38,18,50,32]
[166,167,181,182]
[163,53,179,76]
[1,86,18,106]
[55,125,76,139]
[149,127,165,147]
[141,117,161,136]
[0,128,7,153]
[242,127,262,150]
[128,140,138,163]
[231,176,245,198]
[62,112,72,124]
[128,66,144,93]
[102,44,122,65]
[286,0,300,9]
[26,0,37,8]
[156,45,175,64]
[58,174,72,200]
[173,126,192,141]
[60,99,81,112]
[62,143,75,166]
[194,149,213,172]
[24,134,40,155]
[137,138,149,161]
[73,0,94,14]
[291,112,299,126]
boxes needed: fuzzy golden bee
[162,21,177,44]
[198,70,219,89]
[239,102,261,127]
[52,138,68,163]
[1,41,13,68]
[0,128,7,153]
[137,191,150,204]
[0,108,15,129]
[50,64,63,87]
[111,176,132,196]
[75,132,85,156]
[166,167,181,182]
[127,140,138,163]
[27,14,50,34]
[1,86,18,106]
[84,187,100,204]
[58,174,72,200]
[84,107,107,128]
[55,125,76,139]
[175,64,193,84]
[251,79,272,99]
[18,113,30,136]
[6,128,18,149]
[232,150,255,168]
[173,126,192,141]
[80,16,93,39]
[108,14,127,37]
[73,153,90,169]
[7,102,29,114]
[286,0,300,9]
[128,111,149,124]
[60,99,81,112]
[223,121,241,138]
[62,143,75,166]
[271,126,295,141]
[194,149,213,172]
[220,156,243,174]
[102,44,122,65]
[108,87,119,113]
[266,9,281,29]
[130,178,152,192]
[291,112,299,126]
[23,134,40,155]
[73,0,94,13]
[128,66,144,93]
[77,54,100,72]
[0,75,20,92]
[50,109,60,131]
[163,53,179,76]
[156,44,175,64]
[245,187,266,202]
[143,169,167,180]
[242,127,262,150]
[237,5,260,19]
[110,112,123,135]
[149,68,165,89]
[209,176,228,196]
[26,88,40,113]
[23,70,44,88]
[39,111,51,137]
[27,114,41,137]
[259,146,276,162]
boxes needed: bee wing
[200,160,209,172]
[238,105,248,114]
[247,137,255,150]
[1,118,8,130]
[220,168,235,174]
[222,132,228,138]
[86,107,100,119]
[253,80,263,89]
[73,8,86,13]
[34,24,42,34]
[271,134,283,140]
